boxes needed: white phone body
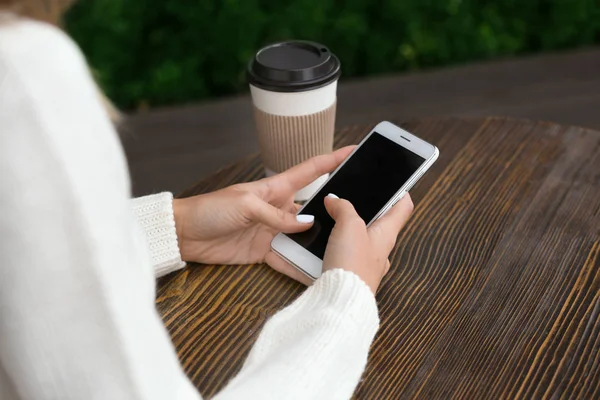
[271,121,439,280]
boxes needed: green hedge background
[65,0,600,110]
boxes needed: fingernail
[296,214,315,224]
[327,193,339,199]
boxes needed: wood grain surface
[157,117,600,399]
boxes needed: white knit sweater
[0,18,379,400]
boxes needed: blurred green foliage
[65,0,600,109]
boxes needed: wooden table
[157,117,600,399]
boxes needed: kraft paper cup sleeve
[253,100,336,173]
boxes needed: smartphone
[270,121,439,280]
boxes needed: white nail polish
[296,214,315,224]
[327,193,339,199]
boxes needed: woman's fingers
[368,194,414,254]
[267,146,356,197]
[323,193,364,227]
[247,194,314,233]
[286,202,303,214]
[321,194,381,293]
[265,251,313,286]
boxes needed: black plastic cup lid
[247,41,341,93]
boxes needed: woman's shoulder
[0,14,77,47]
[0,15,127,194]
[0,15,87,75]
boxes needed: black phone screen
[287,132,426,259]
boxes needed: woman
[0,1,414,399]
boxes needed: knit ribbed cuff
[131,192,186,278]
[290,269,380,344]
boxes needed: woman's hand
[324,194,413,293]
[172,147,355,278]
[267,193,414,292]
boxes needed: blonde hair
[0,0,74,25]
[0,0,121,122]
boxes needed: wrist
[172,197,187,258]
[326,267,380,295]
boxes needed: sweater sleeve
[214,268,380,400]
[130,193,186,277]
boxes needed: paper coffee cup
[247,41,340,201]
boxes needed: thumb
[323,194,364,226]
[248,195,314,233]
